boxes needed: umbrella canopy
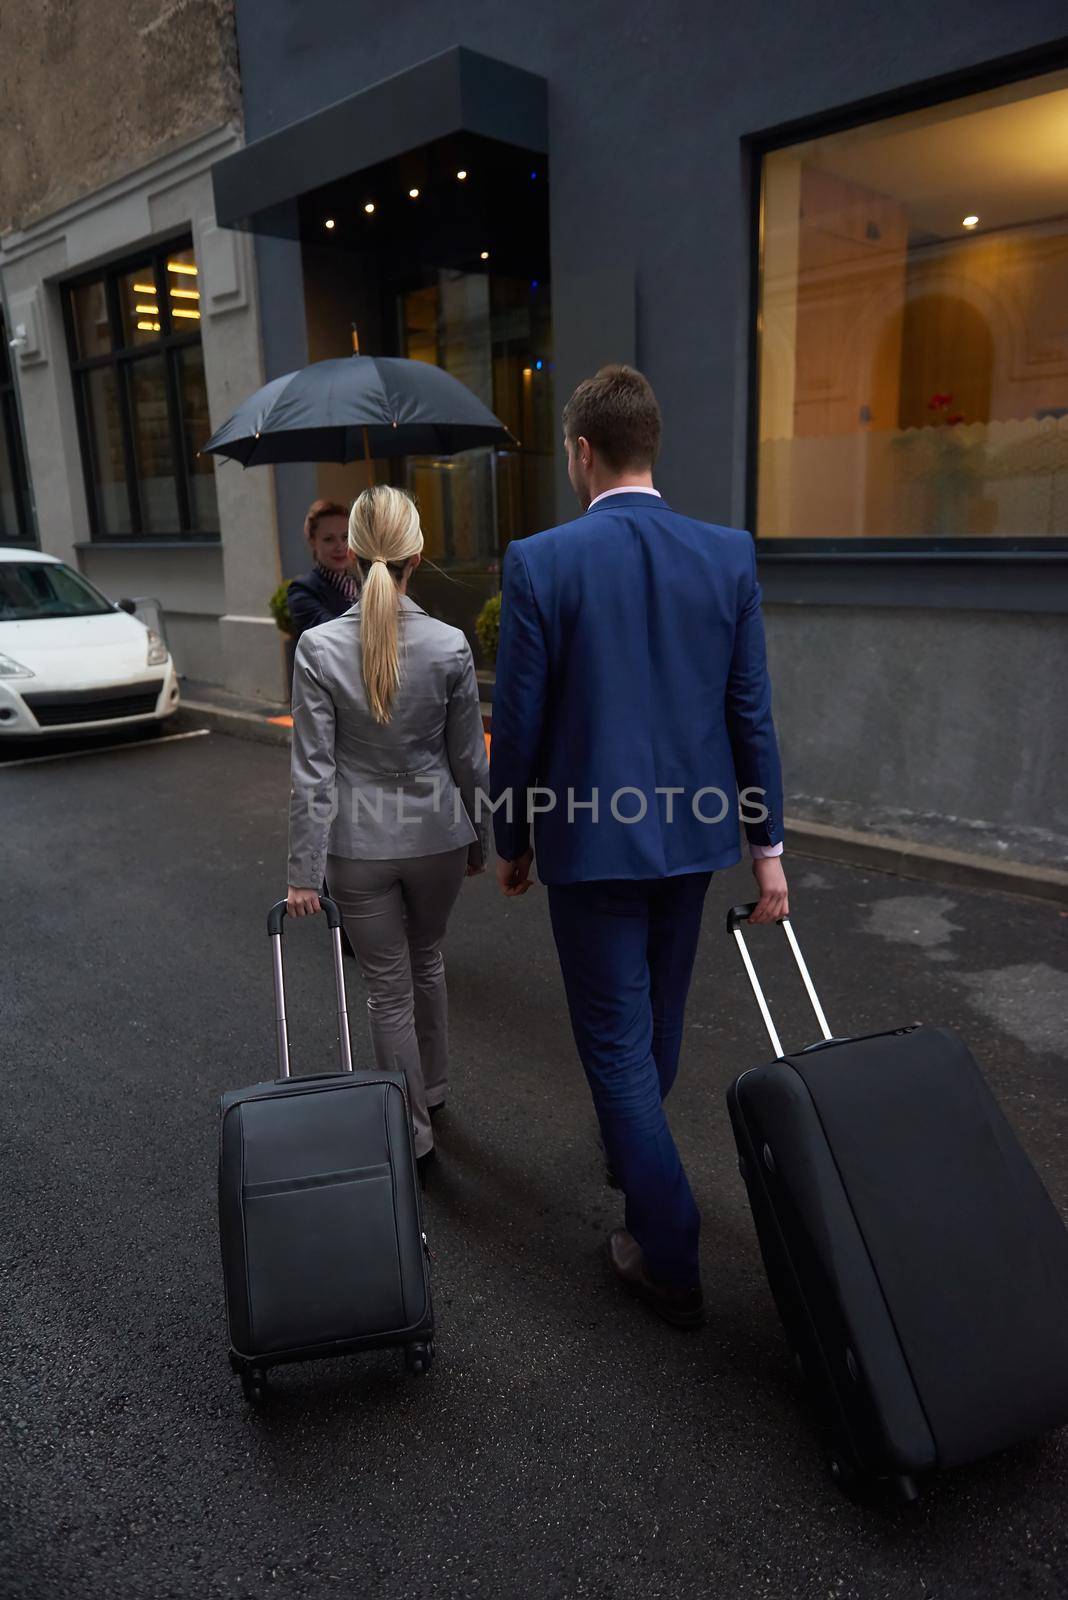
[202,355,515,467]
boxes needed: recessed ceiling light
[962,214,979,229]
[408,187,420,199]
[364,202,376,215]
[480,250,489,260]
[325,218,335,230]
[456,169,468,181]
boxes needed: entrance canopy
[211,46,548,237]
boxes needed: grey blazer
[287,594,490,888]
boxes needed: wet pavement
[3,725,1067,1600]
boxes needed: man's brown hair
[303,498,349,541]
[562,364,662,473]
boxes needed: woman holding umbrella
[203,354,509,1169]
[286,498,360,637]
[285,486,490,1184]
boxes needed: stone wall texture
[0,0,241,235]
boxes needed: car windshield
[0,562,115,621]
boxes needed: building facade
[0,0,288,701]
[3,4,1066,861]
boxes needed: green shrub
[475,591,502,665]
[269,579,295,636]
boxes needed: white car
[0,546,180,737]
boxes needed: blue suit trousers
[547,871,712,1287]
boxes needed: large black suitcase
[219,896,434,1404]
[725,902,1068,1501]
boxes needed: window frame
[0,312,35,543]
[745,42,1068,558]
[63,235,218,543]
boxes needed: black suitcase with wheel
[724,902,1068,1500]
[218,897,434,1404]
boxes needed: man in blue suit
[490,365,788,1327]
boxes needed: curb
[785,816,1068,907]
[176,701,292,749]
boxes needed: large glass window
[65,238,220,540]
[0,313,34,543]
[399,269,554,570]
[755,68,1068,547]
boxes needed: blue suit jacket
[489,493,783,884]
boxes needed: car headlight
[0,652,34,678]
[145,629,169,667]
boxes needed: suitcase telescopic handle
[726,903,832,1058]
[266,897,354,1080]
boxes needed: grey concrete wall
[765,606,1068,851]
[78,542,225,616]
[164,613,228,684]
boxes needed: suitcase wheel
[825,1449,863,1499]
[824,1448,919,1506]
[404,1340,435,1376]
[240,1366,269,1406]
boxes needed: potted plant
[475,591,501,668]
[270,579,299,694]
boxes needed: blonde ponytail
[348,485,424,723]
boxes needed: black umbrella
[202,355,514,468]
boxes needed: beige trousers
[325,847,467,1158]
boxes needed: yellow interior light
[132,282,157,293]
[169,287,200,299]
[171,308,201,319]
[136,320,161,332]
[167,260,198,275]
[135,304,159,314]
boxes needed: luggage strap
[726,904,832,1058]
[266,896,354,1079]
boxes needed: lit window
[755,67,1068,544]
[66,239,218,540]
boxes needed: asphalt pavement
[3,723,1067,1600]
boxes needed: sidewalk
[176,677,293,747]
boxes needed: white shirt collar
[587,485,662,512]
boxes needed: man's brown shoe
[607,1230,704,1329]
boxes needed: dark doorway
[298,132,553,646]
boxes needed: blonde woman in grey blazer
[287,485,490,1180]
